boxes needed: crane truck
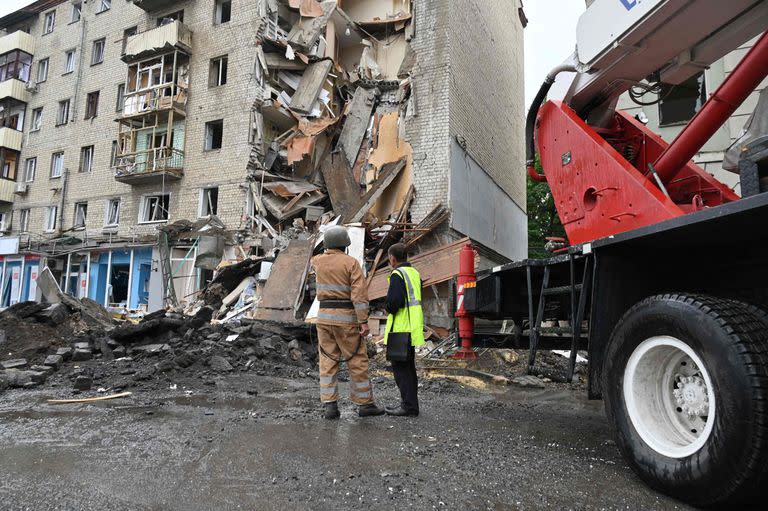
[461,0,768,507]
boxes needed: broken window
[199,187,219,217]
[24,157,36,182]
[98,0,111,14]
[91,38,106,65]
[140,194,170,222]
[105,198,120,226]
[71,3,81,23]
[209,56,228,87]
[215,1,232,24]
[1,153,17,180]
[157,10,183,26]
[36,58,48,82]
[44,206,58,232]
[0,50,32,82]
[44,10,55,34]
[116,83,125,112]
[79,145,94,173]
[56,100,70,125]
[110,140,118,166]
[658,72,707,127]
[73,202,87,229]
[50,151,64,178]
[84,91,99,119]
[64,49,76,74]
[204,120,224,150]
[0,213,8,232]
[31,107,43,131]
[122,26,137,55]
[19,209,30,232]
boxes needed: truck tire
[603,294,768,507]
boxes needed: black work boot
[358,403,385,417]
[323,401,340,420]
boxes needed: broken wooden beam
[320,150,362,219]
[348,158,407,223]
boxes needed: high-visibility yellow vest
[384,266,425,347]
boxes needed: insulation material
[367,112,413,220]
[359,40,382,79]
[374,34,408,80]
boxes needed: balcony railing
[113,147,184,184]
[122,83,188,117]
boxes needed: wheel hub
[674,375,709,416]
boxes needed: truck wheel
[603,294,768,507]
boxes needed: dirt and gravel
[0,346,695,511]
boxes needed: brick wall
[405,0,452,223]
[448,0,526,211]
[3,0,264,240]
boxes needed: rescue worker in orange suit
[311,226,385,420]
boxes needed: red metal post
[452,243,478,360]
[653,30,768,182]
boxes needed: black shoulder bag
[386,269,413,362]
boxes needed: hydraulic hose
[526,64,577,182]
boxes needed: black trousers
[391,347,419,413]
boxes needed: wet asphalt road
[0,373,692,511]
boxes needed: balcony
[0,31,35,57]
[121,83,188,119]
[0,78,29,103]
[123,21,192,62]
[131,0,179,12]
[113,147,184,185]
[0,179,15,204]
[0,127,22,152]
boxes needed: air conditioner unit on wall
[14,183,27,194]
[25,81,38,93]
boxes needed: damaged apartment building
[0,0,527,327]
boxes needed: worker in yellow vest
[383,243,424,416]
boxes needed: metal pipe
[653,31,768,182]
[526,64,578,182]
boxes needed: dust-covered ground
[0,367,693,511]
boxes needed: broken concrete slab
[133,344,171,355]
[348,158,406,222]
[320,151,361,220]
[290,59,333,115]
[209,356,233,372]
[71,349,93,362]
[1,358,28,370]
[512,375,546,388]
[30,364,54,375]
[56,347,73,361]
[74,375,93,391]
[287,1,336,51]
[44,354,64,370]
[337,87,378,169]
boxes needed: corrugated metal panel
[0,30,36,56]
[0,127,23,152]
[124,21,192,60]
[0,79,30,103]
[0,179,16,204]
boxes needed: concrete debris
[512,375,547,389]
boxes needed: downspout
[72,17,88,121]
[58,168,68,234]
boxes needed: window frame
[73,202,88,229]
[204,120,224,151]
[658,72,708,127]
[209,55,228,87]
[79,145,94,173]
[44,205,58,232]
[105,198,121,227]
[56,99,70,126]
[31,107,43,131]
[139,193,171,223]
[23,157,36,182]
[71,3,82,23]
[19,209,30,233]
[122,26,137,56]
[50,151,64,178]
[0,212,8,232]
[84,90,100,119]
[36,58,49,83]
[115,83,125,112]
[199,187,219,217]
[215,0,232,24]
[64,49,76,74]
[97,0,112,14]
[91,38,106,66]
[43,10,56,35]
